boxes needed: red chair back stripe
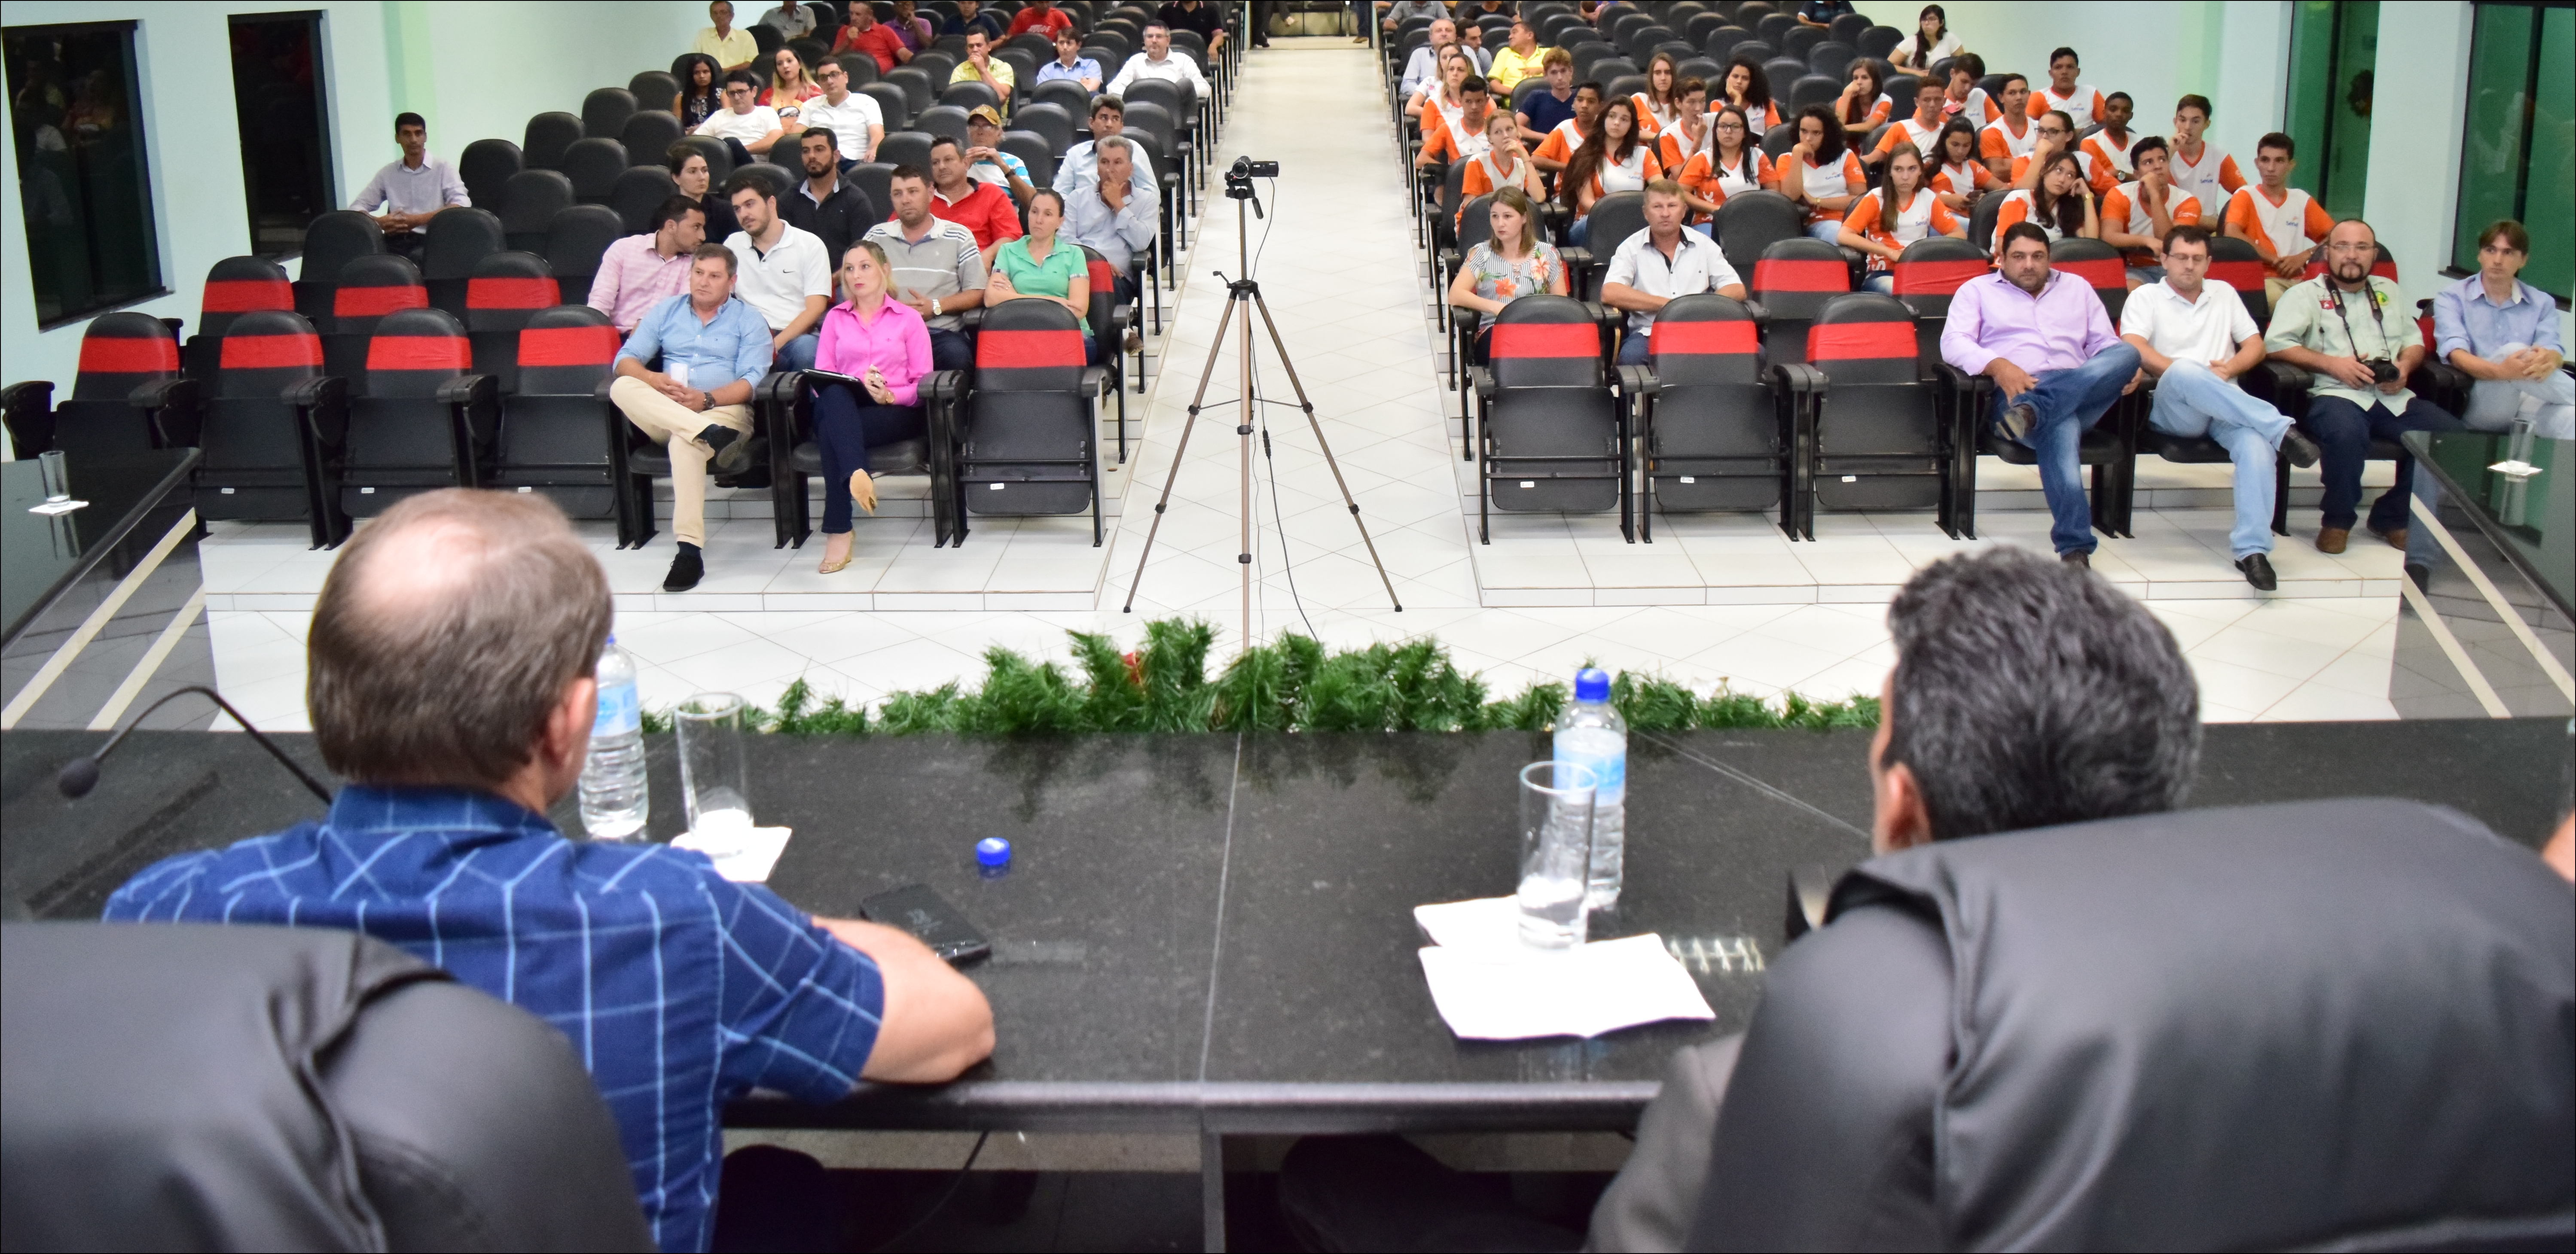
[466,277,560,309]
[2207,260,2268,292]
[1490,322,1598,358]
[220,334,324,370]
[1753,258,1848,292]
[2057,258,2125,291]
[367,335,471,372]
[519,324,625,366]
[1085,259,1116,288]
[334,284,429,317]
[978,328,1086,368]
[78,336,180,374]
[1650,319,1758,355]
[1807,321,1916,361]
[202,278,295,312]
[1889,258,1987,295]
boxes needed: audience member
[672,53,723,129]
[1717,56,1782,136]
[2435,220,2573,439]
[2100,136,2199,284]
[1679,104,1773,214]
[1487,19,1546,92]
[102,487,995,1253]
[1011,0,1080,40]
[961,106,1035,204]
[1158,0,1227,58]
[810,241,931,569]
[1779,105,1864,242]
[1416,74,1497,170]
[1530,80,1605,177]
[589,195,708,335]
[944,0,1008,40]
[1840,145,1964,292]
[2080,91,2140,182]
[2223,132,2334,303]
[754,0,815,40]
[2121,225,2323,589]
[694,70,787,165]
[1889,3,1960,69]
[1061,137,1156,344]
[1797,0,1858,29]
[1407,46,1472,124]
[1978,74,2035,179]
[781,128,877,271]
[668,144,741,242]
[1654,79,1715,198]
[2010,110,2115,197]
[1602,180,1747,365]
[1449,187,1567,363]
[1633,52,1684,137]
[1461,110,1546,221]
[1942,52,1995,122]
[349,112,467,260]
[1941,222,2141,565]
[832,3,913,72]
[610,244,772,591]
[795,58,883,163]
[722,170,832,371]
[888,0,937,52]
[760,46,822,111]
[1515,49,1578,146]
[951,29,1016,117]
[1833,59,1892,132]
[987,189,1097,360]
[1865,77,1948,172]
[2165,95,2243,218]
[1111,20,1212,97]
[1456,21,1495,73]
[1055,96,1162,202]
[2264,219,2464,561]
[2029,46,2104,124]
[1383,0,1449,37]
[1990,149,2099,250]
[1038,26,1105,91]
[866,165,987,371]
[691,0,760,71]
[1561,97,1660,245]
[922,136,1024,259]
[1929,117,1996,211]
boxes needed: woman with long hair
[1692,103,1774,204]
[1839,144,1965,292]
[665,144,739,240]
[1928,116,1996,213]
[1778,104,1865,240]
[1448,185,1569,362]
[986,189,1099,360]
[671,53,722,128]
[1990,148,2099,250]
[761,47,822,110]
[808,241,931,572]
[1633,52,1684,137]
[1563,97,1659,245]
[1834,59,1891,131]
[1407,45,1472,123]
[1717,57,1781,136]
[1891,4,1961,69]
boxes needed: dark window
[2283,0,2377,218]
[2452,1,2572,302]
[3,21,165,327]
[229,12,334,258]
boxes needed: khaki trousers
[2263,274,2299,308]
[610,376,752,548]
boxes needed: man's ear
[1874,760,1933,855]
[546,676,598,773]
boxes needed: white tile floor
[192,44,2403,731]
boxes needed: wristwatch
[930,296,942,317]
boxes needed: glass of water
[675,693,752,843]
[1517,760,1597,949]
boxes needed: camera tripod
[1120,162,1401,637]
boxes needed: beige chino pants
[610,375,752,548]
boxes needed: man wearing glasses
[791,59,883,165]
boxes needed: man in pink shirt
[1939,221,2141,564]
[588,197,707,334]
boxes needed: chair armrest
[2,379,54,456]
[2411,359,2469,402]
[593,376,620,404]
[1081,366,1110,398]
[435,374,498,410]
[1557,246,1593,271]
[133,377,202,448]
[127,376,195,412]
[287,375,348,447]
[957,307,986,332]
[2245,360,2309,413]
[923,369,966,405]
[1741,299,1771,326]
[761,369,809,410]
[1471,365,1498,401]
[1615,364,1657,398]
[1773,362,1828,396]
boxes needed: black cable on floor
[869,1130,990,1252]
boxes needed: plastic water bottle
[579,637,649,840]
[1554,667,1627,910]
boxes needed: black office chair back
[848,161,895,221]
[332,253,429,343]
[1000,131,1056,187]
[915,103,972,147]
[609,165,680,234]
[343,306,481,514]
[421,207,507,318]
[1016,101,1077,156]
[1777,24,1820,61]
[463,250,558,390]
[1709,189,1799,284]
[582,86,637,139]
[458,137,525,212]
[561,137,629,205]
[198,309,332,525]
[1888,234,1987,359]
[1485,294,1619,515]
[492,304,628,522]
[1806,40,1856,78]
[33,312,185,461]
[620,111,684,167]
[876,130,935,176]
[1752,237,1850,366]
[295,210,385,325]
[862,81,912,129]
[2206,234,2274,327]
[1032,79,1093,125]
[939,79,1001,115]
[522,111,584,170]
[1579,191,1648,300]
[545,205,630,305]
[833,53,880,86]
[2049,235,2129,325]
[1645,293,1779,512]
[1805,291,1941,512]
[191,256,296,381]
[628,70,681,110]
[886,65,937,113]
[961,298,1098,518]
[500,169,578,253]
[912,51,958,85]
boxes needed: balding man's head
[308,490,611,790]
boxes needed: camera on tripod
[1226,156,1278,199]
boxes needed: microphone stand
[58,685,333,803]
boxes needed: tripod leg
[1119,292,1242,613]
[1245,291,1403,612]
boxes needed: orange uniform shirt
[1532,119,1587,165]
[2027,81,2106,124]
[1789,151,1868,223]
[2224,184,2336,260]
[1931,158,1997,198]
[1677,148,1775,208]
[1841,186,1960,261]
[2100,180,2203,262]
[1979,116,2035,164]
[1420,107,1499,167]
[2010,149,2119,199]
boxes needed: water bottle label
[593,682,641,736]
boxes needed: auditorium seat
[1630,293,1810,540]
[1799,292,1958,538]
[562,137,631,207]
[293,210,385,326]
[938,80,1001,118]
[875,131,934,177]
[545,205,629,305]
[885,66,936,115]
[461,250,559,393]
[327,253,431,381]
[862,81,912,131]
[620,110,684,167]
[940,299,1109,548]
[194,309,347,548]
[486,304,645,544]
[183,255,297,385]
[501,168,578,253]
[1474,294,1630,543]
[999,130,1055,189]
[2048,235,2128,323]
[421,206,506,319]
[1713,189,1801,279]
[458,138,525,213]
[609,165,680,234]
[0,313,194,463]
[767,370,939,551]
[1750,237,1850,365]
[339,307,494,516]
[913,103,972,148]
[832,53,879,88]
[1886,235,1987,362]
[2205,232,2274,327]
[1031,78,1092,124]
[1074,244,1132,459]
[582,86,638,140]
[627,69,681,112]
[523,111,586,171]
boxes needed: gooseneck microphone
[58,685,333,803]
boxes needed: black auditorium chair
[1799,292,1960,539]
[914,103,972,147]
[1789,73,1841,110]
[488,304,647,544]
[620,110,684,167]
[1950,349,2133,545]
[1807,41,1856,79]
[1712,190,1801,282]
[1856,23,1903,59]
[1473,295,1631,543]
[672,134,731,182]
[911,51,956,87]
[546,204,629,305]
[1887,234,1988,360]
[327,253,431,381]
[1761,118,1803,161]
[195,310,347,548]
[1778,25,1821,61]
[339,307,495,517]
[610,165,679,234]
[1750,237,1851,366]
[848,162,894,224]
[583,86,638,139]
[938,80,1000,117]
[2049,236,2129,323]
[628,69,680,111]
[459,137,525,213]
[2206,233,2274,327]
[938,299,1108,547]
[0,922,652,1253]
[1444,194,1496,429]
[876,131,934,178]
[182,255,297,384]
[1630,293,1813,542]
[1000,131,1055,189]
[461,250,558,393]
[523,111,585,171]
[421,206,506,318]
[1,314,195,463]
[293,210,385,326]
[1567,191,1647,303]
[2242,353,2466,539]
[1016,101,1076,155]
[766,373,940,551]
[862,81,911,131]
[885,66,936,116]
[1032,78,1091,122]
[1076,245,1132,461]
[562,137,630,206]
[1968,190,2005,253]
[831,54,877,88]
[501,168,578,253]
[1828,11,1872,44]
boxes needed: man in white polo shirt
[790,58,882,164]
[721,170,831,372]
[2119,223,2322,590]
[694,70,786,167]
[1109,20,1210,98]
[1599,180,1747,365]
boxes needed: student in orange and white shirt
[1978,75,2035,181]
[2027,46,2106,125]
[1458,110,1545,228]
[2167,94,2245,218]
[1929,118,1998,212]
[1416,74,1499,171]
[1833,60,1893,132]
[1561,97,1662,246]
[2079,92,2143,183]
[1676,103,1775,225]
[1655,79,1716,207]
[1407,47,1474,131]
[1778,104,1868,240]
[2099,136,2204,286]
[1717,57,1785,137]
[2223,131,2337,303]
[1942,53,1997,123]
[1865,77,1950,173]
[1839,144,1965,293]
[1529,81,1606,176]
[2009,111,2118,199]
[1990,148,2099,251]
[1631,52,1685,137]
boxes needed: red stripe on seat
[1889,258,1987,295]
[220,334,324,369]
[2057,258,2125,290]
[978,328,1086,368]
[518,324,625,366]
[1753,258,1850,292]
[202,279,294,312]
[78,336,180,374]
[2207,260,2268,292]
[367,335,471,372]
[1649,319,1758,356]
[467,277,560,309]
[1807,321,1916,361]
[1490,322,1598,358]
[334,284,429,317]
[1085,260,1116,287]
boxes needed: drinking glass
[1517,760,1596,948]
[675,692,752,840]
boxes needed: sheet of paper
[1412,897,1716,1041]
[672,825,794,882]
[1413,895,1527,956]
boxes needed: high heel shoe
[848,469,878,516]
[817,534,853,574]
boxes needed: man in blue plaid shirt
[104,489,993,1252]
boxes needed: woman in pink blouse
[810,240,931,573]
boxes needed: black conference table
[4,720,2568,1248]
[0,446,197,650]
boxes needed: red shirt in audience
[918,180,1023,249]
[836,21,907,73]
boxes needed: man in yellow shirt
[1486,19,1548,93]
[951,29,1016,118]
[690,0,759,71]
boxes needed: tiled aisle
[189,45,2399,731]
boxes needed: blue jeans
[812,385,926,532]
[1805,219,1843,242]
[1617,327,1650,364]
[2149,361,2289,559]
[775,332,820,372]
[2304,393,2460,564]
[1861,271,1894,294]
[927,327,974,371]
[1566,214,1591,248]
[1992,342,2140,555]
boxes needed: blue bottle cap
[1574,668,1611,702]
[975,837,1012,867]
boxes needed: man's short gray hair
[308,490,612,790]
[1096,135,1132,158]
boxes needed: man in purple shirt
[1941,222,2142,563]
[588,196,706,334]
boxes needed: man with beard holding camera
[2263,219,2462,562]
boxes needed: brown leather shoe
[2368,524,2409,551]
[2316,527,2350,554]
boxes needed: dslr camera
[2365,359,2402,385]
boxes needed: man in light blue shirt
[1053,95,1161,204]
[1064,137,1159,282]
[1035,25,1103,91]
[2435,219,2572,440]
[611,243,774,591]
[349,112,469,259]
